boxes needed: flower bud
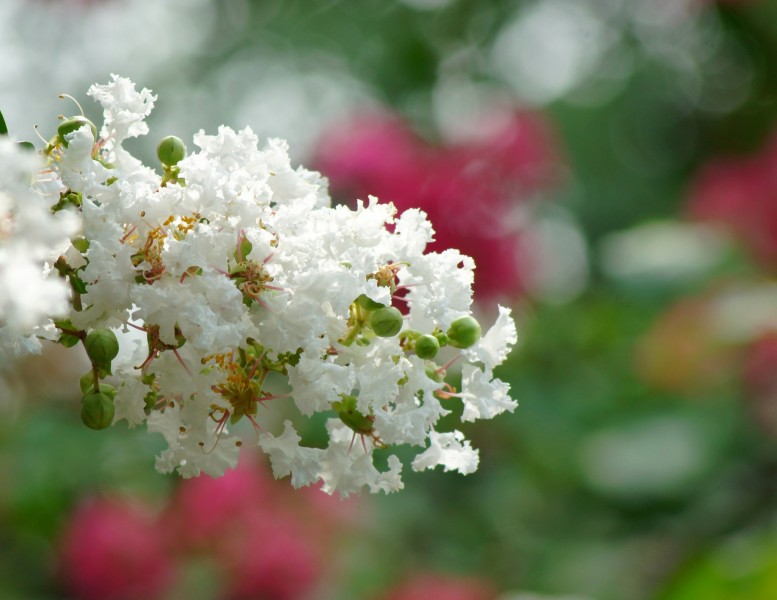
[84,329,120,364]
[434,331,448,346]
[157,135,186,166]
[58,117,97,148]
[414,334,440,360]
[446,316,481,349]
[81,392,115,430]
[369,306,403,338]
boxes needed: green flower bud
[84,329,120,364]
[57,116,97,147]
[434,331,448,346]
[446,316,481,349]
[81,391,115,430]
[157,135,186,166]
[355,293,385,311]
[369,306,403,338]
[414,334,440,360]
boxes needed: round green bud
[81,392,115,430]
[157,135,186,166]
[369,306,403,338]
[446,316,482,349]
[434,331,448,346]
[84,329,120,364]
[414,334,440,360]
[57,116,97,147]
[355,293,385,312]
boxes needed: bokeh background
[3,0,777,598]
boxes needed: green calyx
[425,364,445,383]
[81,391,115,430]
[333,395,374,434]
[446,316,481,349]
[84,329,120,365]
[355,293,385,311]
[78,373,116,399]
[157,135,186,167]
[57,116,97,148]
[414,334,440,359]
[369,306,403,338]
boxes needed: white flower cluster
[44,75,518,496]
[0,137,79,358]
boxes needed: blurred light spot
[710,283,777,343]
[581,416,712,498]
[398,0,455,10]
[599,221,729,281]
[526,210,589,304]
[491,0,618,104]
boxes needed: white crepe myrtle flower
[37,75,519,495]
[0,137,79,359]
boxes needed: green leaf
[58,334,80,348]
[68,274,88,294]
[17,141,34,152]
[0,110,7,136]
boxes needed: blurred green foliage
[6,1,777,599]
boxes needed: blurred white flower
[0,138,79,358]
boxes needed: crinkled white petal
[459,365,517,422]
[412,430,480,475]
[466,305,518,370]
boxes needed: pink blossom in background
[687,129,777,270]
[742,333,777,438]
[315,110,559,300]
[380,572,498,600]
[167,454,276,551]
[58,497,174,600]
[169,457,325,600]
[59,454,361,600]
[220,511,322,600]
[744,333,777,399]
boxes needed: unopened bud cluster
[21,76,519,495]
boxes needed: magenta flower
[687,130,777,270]
[58,497,174,600]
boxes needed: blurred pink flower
[687,130,777,270]
[167,454,276,551]
[221,511,322,600]
[380,572,498,600]
[58,497,174,600]
[167,453,359,599]
[59,454,362,600]
[315,110,559,300]
[742,332,777,438]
